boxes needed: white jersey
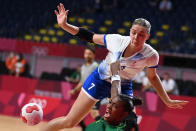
[98,34,159,81]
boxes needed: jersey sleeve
[147,52,159,68]
[104,34,123,52]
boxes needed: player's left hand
[166,99,189,109]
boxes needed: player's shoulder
[143,43,158,52]
[113,34,130,40]
[142,44,159,66]
[105,34,130,51]
[143,43,159,56]
[106,34,130,40]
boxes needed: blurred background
[0,0,195,131]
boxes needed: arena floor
[0,115,81,131]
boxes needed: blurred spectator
[69,46,98,96]
[134,71,154,92]
[133,71,146,90]
[159,0,172,12]
[14,53,26,77]
[69,46,98,131]
[5,52,27,77]
[65,64,81,83]
[141,76,154,92]
[5,52,17,75]
[162,73,179,95]
[94,0,103,13]
[149,0,159,7]
[133,71,145,84]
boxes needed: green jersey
[85,117,126,131]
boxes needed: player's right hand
[54,3,69,27]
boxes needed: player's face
[84,49,95,63]
[130,25,150,48]
[104,96,128,126]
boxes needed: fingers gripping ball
[21,103,43,126]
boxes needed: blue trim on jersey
[132,53,143,59]
[148,64,159,68]
[116,52,122,59]
[104,34,107,48]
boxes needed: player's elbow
[63,122,76,128]
[61,117,78,128]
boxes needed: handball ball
[21,103,43,126]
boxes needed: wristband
[111,75,120,82]
[75,27,94,43]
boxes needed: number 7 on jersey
[88,83,95,90]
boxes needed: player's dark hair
[85,45,95,54]
[118,94,142,113]
[132,18,151,34]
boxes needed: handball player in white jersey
[41,3,188,131]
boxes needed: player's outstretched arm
[55,3,105,46]
[110,60,121,98]
[146,68,189,109]
[40,116,66,131]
